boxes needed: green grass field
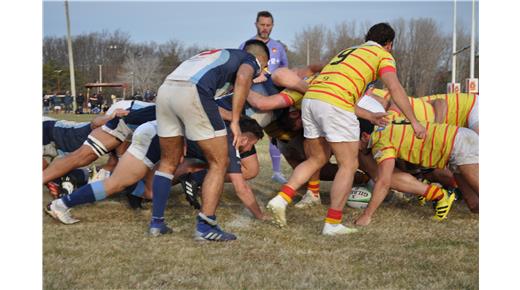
[43,113,478,289]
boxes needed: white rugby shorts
[302,98,359,142]
[449,127,479,171]
[155,80,227,141]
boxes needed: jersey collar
[364,40,382,47]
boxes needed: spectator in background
[144,89,152,102]
[240,10,290,184]
[76,93,85,114]
[89,93,98,114]
[64,91,73,114]
[110,94,117,107]
[53,92,62,114]
[97,93,104,109]
[43,94,50,114]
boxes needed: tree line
[43,18,478,98]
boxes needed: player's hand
[369,112,389,127]
[112,109,129,118]
[412,121,427,139]
[230,120,241,147]
[252,73,267,84]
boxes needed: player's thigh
[88,127,121,152]
[303,137,331,165]
[156,82,185,138]
[104,153,149,193]
[196,135,229,167]
[329,141,359,169]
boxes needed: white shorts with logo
[101,119,133,142]
[449,127,479,172]
[126,121,158,169]
[156,80,227,141]
[301,98,359,142]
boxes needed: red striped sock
[422,185,444,201]
[307,180,320,197]
[324,208,342,224]
[278,184,296,204]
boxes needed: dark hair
[358,118,374,137]
[365,23,395,46]
[239,116,264,140]
[256,11,273,22]
[243,39,270,60]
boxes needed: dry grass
[43,113,478,289]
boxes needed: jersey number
[330,48,355,65]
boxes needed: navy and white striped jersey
[45,119,92,153]
[166,49,261,99]
[216,76,284,127]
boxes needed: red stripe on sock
[326,208,343,220]
[281,185,296,199]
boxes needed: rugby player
[266,23,426,235]
[149,40,269,240]
[355,118,478,226]
[42,100,154,185]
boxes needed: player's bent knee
[243,167,259,180]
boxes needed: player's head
[244,39,270,70]
[255,11,274,41]
[358,118,374,153]
[237,116,264,153]
[279,108,302,132]
[365,23,395,52]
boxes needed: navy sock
[151,171,174,225]
[62,181,106,208]
[191,170,207,185]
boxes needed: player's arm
[356,158,395,226]
[231,64,255,145]
[380,72,426,139]
[354,105,389,127]
[239,153,260,180]
[247,90,292,111]
[90,108,129,129]
[218,107,233,122]
[428,99,447,123]
[272,67,308,94]
[228,173,266,220]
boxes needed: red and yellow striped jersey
[371,88,391,100]
[304,41,397,113]
[370,122,458,169]
[388,97,435,123]
[419,93,478,127]
[279,74,319,110]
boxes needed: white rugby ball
[347,186,372,209]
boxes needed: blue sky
[43,1,478,50]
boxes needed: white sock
[273,194,289,207]
[54,198,69,210]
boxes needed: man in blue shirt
[240,10,290,185]
[239,11,288,73]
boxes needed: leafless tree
[119,50,162,94]
[392,18,449,96]
[324,21,363,61]
[290,24,328,66]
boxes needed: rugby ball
[347,186,372,209]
